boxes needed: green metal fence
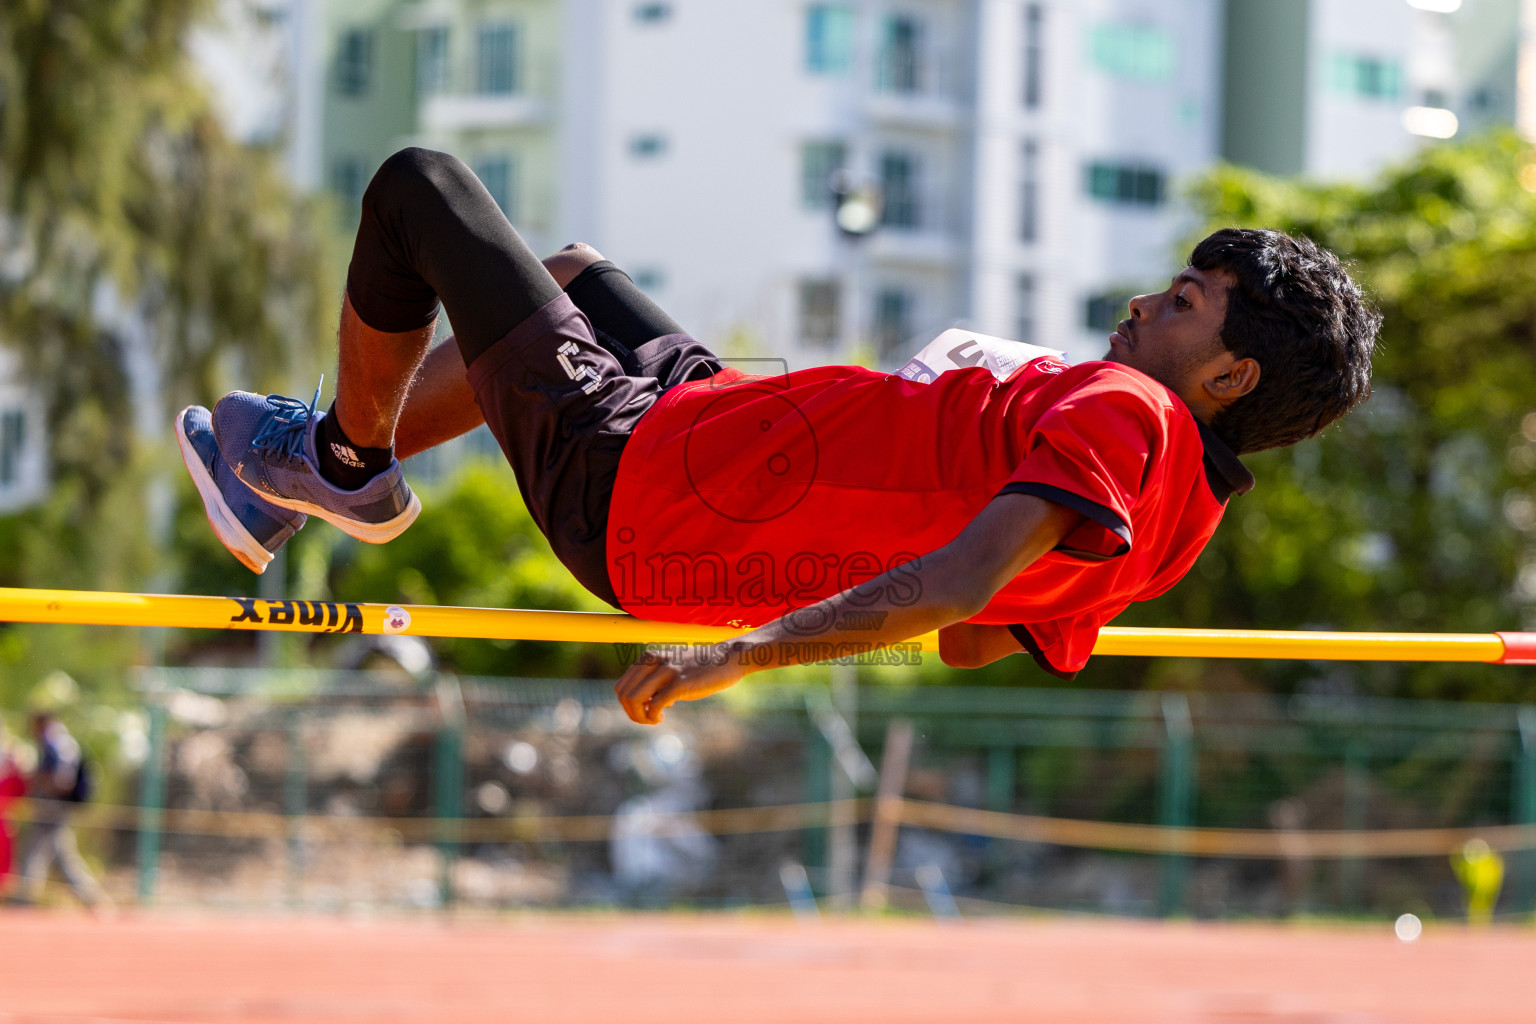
[104,668,1536,919]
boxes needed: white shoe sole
[253,481,421,545]
[175,408,273,575]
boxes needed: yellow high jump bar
[0,586,1533,663]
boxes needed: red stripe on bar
[1495,632,1536,664]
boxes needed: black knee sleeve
[345,147,561,363]
[346,149,455,333]
[565,262,688,353]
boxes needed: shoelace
[250,376,324,462]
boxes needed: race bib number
[896,328,1066,384]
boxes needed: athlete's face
[1104,266,1257,419]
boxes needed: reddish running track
[0,911,1531,1023]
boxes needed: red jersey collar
[1195,419,1255,503]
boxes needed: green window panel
[877,15,923,93]
[798,279,841,346]
[874,287,913,358]
[416,26,450,97]
[331,156,367,218]
[335,28,374,97]
[629,134,669,158]
[800,141,847,210]
[1023,4,1045,107]
[1085,162,1164,206]
[473,156,515,220]
[1088,23,1173,82]
[477,22,519,96]
[1084,291,1132,332]
[1015,275,1037,346]
[805,4,854,74]
[1329,53,1403,101]
[1019,139,1040,243]
[879,151,921,229]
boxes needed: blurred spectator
[15,712,105,907]
[610,733,717,901]
[0,718,25,894]
[1451,838,1504,926]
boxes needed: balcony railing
[420,93,550,132]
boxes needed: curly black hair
[1192,228,1379,455]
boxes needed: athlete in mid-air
[177,149,1378,724]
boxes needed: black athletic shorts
[465,292,721,607]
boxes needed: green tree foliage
[326,461,617,678]
[0,0,333,552]
[1085,132,1536,702]
[0,2,335,702]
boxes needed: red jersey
[605,357,1253,676]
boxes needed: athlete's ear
[1204,356,1259,406]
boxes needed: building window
[634,3,672,23]
[800,141,847,209]
[1015,275,1037,345]
[879,151,921,229]
[477,22,519,95]
[335,29,374,97]
[798,279,841,346]
[874,287,913,358]
[877,15,922,93]
[1087,23,1173,82]
[331,156,367,215]
[474,156,515,219]
[1329,54,1404,101]
[806,4,854,74]
[1085,162,1163,206]
[1019,139,1040,243]
[0,408,26,488]
[632,268,666,291]
[416,26,450,96]
[1084,291,1132,331]
[629,133,669,158]
[1023,4,1044,108]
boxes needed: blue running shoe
[176,405,307,574]
[211,380,420,544]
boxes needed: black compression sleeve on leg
[564,262,687,352]
[345,148,561,365]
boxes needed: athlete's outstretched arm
[935,621,1031,668]
[614,493,1082,724]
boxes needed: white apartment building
[555,0,1224,367]
[210,0,1523,373]
[260,0,1230,366]
[1224,0,1518,181]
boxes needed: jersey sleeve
[1008,609,1116,677]
[1000,372,1166,560]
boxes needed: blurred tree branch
[1112,131,1536,702]
[0,0,336,591]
